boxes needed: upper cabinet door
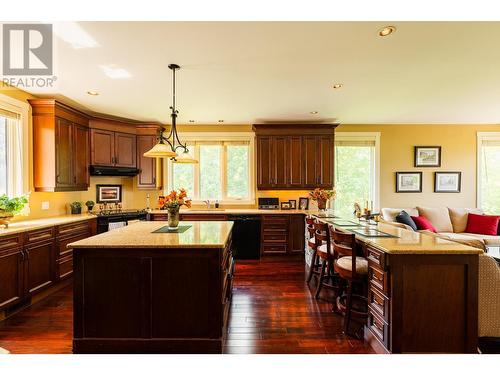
[274,136,288,186]
[55,117,74,188]
[257,136,274,189]
[316,136,334,188]
[303,136,318,187]
[73,125,89,188]
[137,135,157,189]
[91,129,115,166]
[287,136,303,187]
[114,132,137,168]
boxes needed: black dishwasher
[227,215,261,260]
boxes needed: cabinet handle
[56,174,60,183]
[20,250,25,262]
[116,155,119,164]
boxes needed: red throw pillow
[465,213,500,235]
[411,216,437,233]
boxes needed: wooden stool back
[314,222,330,260]
[331,228,360,278]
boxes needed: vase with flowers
[308,188,336,211]
[158,189,192,229]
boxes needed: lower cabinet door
[0,248,24,309]
[25,242,55,295]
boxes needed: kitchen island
[314,217,483,353]
[68,220,234,354]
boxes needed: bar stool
[306,216,320,284]
[313,222,338,299]
[332,229,369,337]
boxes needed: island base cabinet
[73,240,233,353]
[365,248,479,354]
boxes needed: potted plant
[0,194,29,228]
[309,188,336,211]
[158,189,192,229]
[70,201,82,215]
[85,200,95,213]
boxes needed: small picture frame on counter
[289,200,297,209]
[281,202,291,210]
[298,197,309,210]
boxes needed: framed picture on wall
[396,172,422,193]
[434,172,461,193]
[414,146,441,167]
[96,184,122,203]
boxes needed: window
[478,133,500,213]
[168,133,254,203]
[0,95,29,198]
[334,133,380,218]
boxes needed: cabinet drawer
[366,246,386,270]
[25,227,54,245]
[368,311,390,348]
[58,233,88,257]
[262,243,287,254]
[57,221,90,238]
[150,214,168,221]
[262,215,288,224]
[58,254,73,279]
[262,224,288,232]
[368,286,390,322]
[262,233,288,243]
[0,234,23,252]
[368,266,390,296]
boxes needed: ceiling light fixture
[143,64,198,163]
[310,111,318,114]
[378,26,396,37]
[332,84,343,89]
[87,90,99,96]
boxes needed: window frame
[166,132,255,205]
[477,132,500,210]
[334,132,380,211]
[0,93,29,198]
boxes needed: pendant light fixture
[143,64,198,163]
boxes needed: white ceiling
[13,22,500,124]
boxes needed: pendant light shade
[143,142,177,158]
[173,149,198,164]
[143,63,198,163]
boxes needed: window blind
[0,107,20,120]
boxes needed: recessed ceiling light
[310,111,318,114]
[332,84,343,89]
[188,120,195,123]
[87,90,99,96]
[378,26,396,37]
[218,120,224,123]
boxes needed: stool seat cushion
[317,244,333,254]
[336,256,368,274]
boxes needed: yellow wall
[3,84,500,220]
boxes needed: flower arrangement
[308,188,336,201]
[158,188,192,210]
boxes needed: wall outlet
[41,201,50,210]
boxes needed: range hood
[90,165,140,177]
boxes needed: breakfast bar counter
[314,216,481,354]
[68,221,234,353]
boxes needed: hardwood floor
[0,257,374,354]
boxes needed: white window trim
[165,132,256,205]
[0,93,29,197]
[335,132,381,211]
[476,132,500,210]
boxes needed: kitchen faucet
[203,200,211,209]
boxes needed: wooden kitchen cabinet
[253,124,337,190]
[137,134,159,189]
[90,129,136,168]
[30,99,90,192]
[0,234,24,310]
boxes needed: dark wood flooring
[0,257,374,354]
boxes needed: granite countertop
[148,208,320,215]
[315,217,482,255]
[68,220,234,249]
[0,214,96,237]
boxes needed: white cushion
[335,256,368,274]
[417,206,454,233]
[381,207,418,222]
[317,244,333,254]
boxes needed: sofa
[381,206,500,352]
[381,206,500,251]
